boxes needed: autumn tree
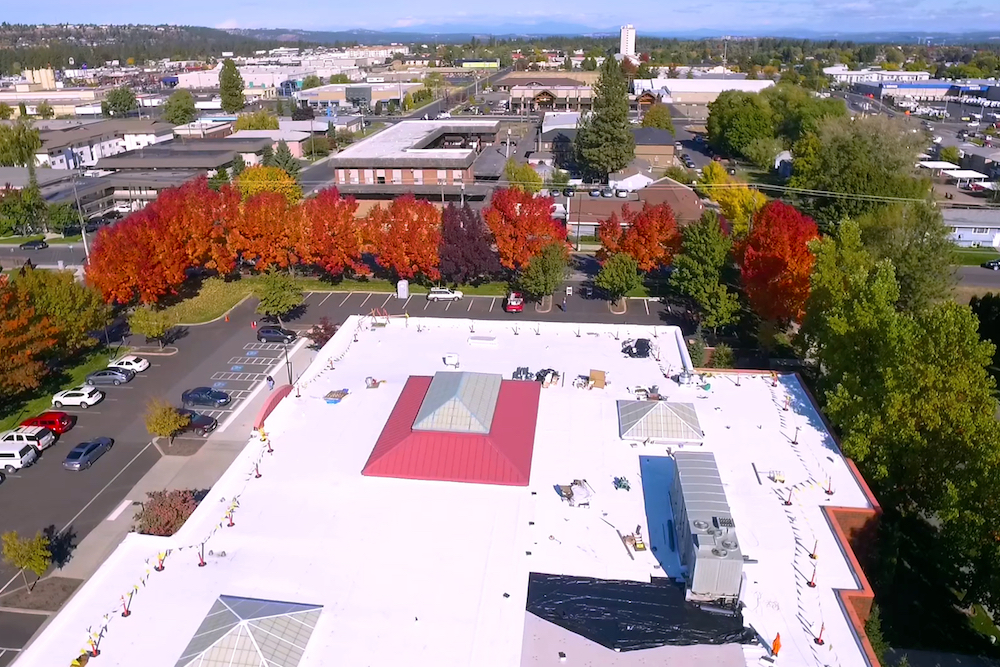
[504,159,543,194]
[483,188,566,271]
[255,270,304,327]
[145,398,190,442]
[439,203,500,284]
[229,191,300,272]
[697,161,767,236]
[0,285,60,399]
[236,165,302,203]
[641,103,674,134]
[298,188,366,277]
[365,195,442,280]
[133,490,198,537]
[738,201,818,325]
[597,202,680,272]
[1,531,51,592]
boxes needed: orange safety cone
[225,314,229,323]
[252,320,257,329]
[772,632,781,656]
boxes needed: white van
[0,442,38,474]
[0,426,56,452]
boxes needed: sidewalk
[56,339,316,582]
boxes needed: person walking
[562,297,567,312]
[266,375,274,391]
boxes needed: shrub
[710,342,735,368]
[134,489,199,536]
[307,316,339,348]
[687,334,707,367]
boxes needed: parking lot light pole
[283,342,293,385]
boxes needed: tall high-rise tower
[620,25,636,57]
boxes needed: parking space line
[423,300,430,311]
[403,296,412,309]
[359,293,373,308]
[644,300,650,315]
[106,499,132,521]
[318,292,334,306]
[490,298,495,312]
[467,300,474,311]
[445,301,452,311]
[381,294,392,307]
[339,292,353,306]
[59,441,154,534]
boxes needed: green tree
[641,102,674,134]
[129,306,174,349]
[273,140,301,181]
[563,55,573,71]
[706,90,774,157]
[18,102,27,118]
[328,73,351,84]
[255,270,304,326]
[595,252,641,301]
[518,242,569,300]
[301,74,323,90]
[423,72,446,95]
[744,136,785,171]
[549,168,571,188]
[709,342,735,368]
[36,100,54,119]
[233,110,278,131]
[45,203,78,234]
[261,145,275,167]
[14,266,110,355]
[162,89,197,125]
[858,202,954,313]
[939,145,961,165]
[402,92,414,111]
[0,103,12,120]
[219,58,246,114]
[207,167,229,191]
[230,154,246,178]
[790,115,929,224]
[504,159,542,194]
[670,211,739,332]
[302,137,329,158]
[104,86,137,118]
[1,530,51,592]
[0,119,41,168]
[144,398,191,442]
[971,292,1000,367]
[575,55,635,179]
[581,56,598,71]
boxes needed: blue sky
[9,0,1000,34]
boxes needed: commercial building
[228,130,312,157]
[172,119,234,139]
[279,116,365,135]
[510,85,594,113]
[294,82,423,110]
[0,86,104,118]
[538,125,675,171]
[823,65,931,85]
[633,78,775,105]
[329,119,500,198]
[14,316,883,667]
[458,59,501,69]
[175,65,358,97]
[35,119,175,170]
[494,72,601,91]
[561,178,704,237]
[853,80,958,102]
[620,24,637,57]
[94,138,272,173]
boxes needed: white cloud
[215,19,240,29]
[392,17,423,27]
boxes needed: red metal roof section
[362,376,541,486]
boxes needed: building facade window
[437,169,447,185]
[392,169,402,184]
[364,169,374,185]
[452,169,463,184]
[413,169,423,185]
[349,169,359,184]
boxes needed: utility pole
[505,128,511,160]
[69,152,90,263]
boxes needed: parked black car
[983,259,1000,271]
[85,367,136,386]
[177,409,219,437]
[562,187,577,197]
[181,387,231,408]
[62,437,114,471]
[257,326,297,344]
[19,239,48,250]
[622,338,652,358]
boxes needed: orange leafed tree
[152,177,235,274]
[0,285,60,396]
[483,188,567,270]
[299,188,367,277]
[228,192,301,272]
[365,195,441,280]
[738,200,819,324]
[597,202,680,271]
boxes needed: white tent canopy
[943,169,989,181]
[918,160,960,170]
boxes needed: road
[956,266,1000,289]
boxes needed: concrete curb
[609,298,627,315]
[126,346,179,356]
[175,293,253,327]
[534,295,553,314]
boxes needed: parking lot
[298,289,673,326]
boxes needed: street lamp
[282,341,293,385]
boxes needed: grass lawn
[970,605,1000,642]
[954,247,1000,266]
[0,349,113,431]
[49,235,84,244]
[0,235,44,245]
[626,281,670,298]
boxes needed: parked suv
[257,326,297,344]
[0,443,38,474]
[427,287,464,302]
[0,426,56,453]
[21,411,75,435]
[52,386,104,409]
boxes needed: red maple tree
[0,285,60,396]
[738,201,819,324]
[365,195,441,280]
[483,188,566,271]
[228,192,301,272]
[298,188,367,277]
[596,202,680,271]
[152,177,235,274]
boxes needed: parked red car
[504,292,524,313]
[21,411,76,435]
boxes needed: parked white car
[108,355,150,373]
[52,386,105,409]
[427,287,464,302]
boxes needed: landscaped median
[160,276,515,325]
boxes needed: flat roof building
[633,78,776,105]
[35,119,175,169]
[14,316,883,667]
[294,82,423,109]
